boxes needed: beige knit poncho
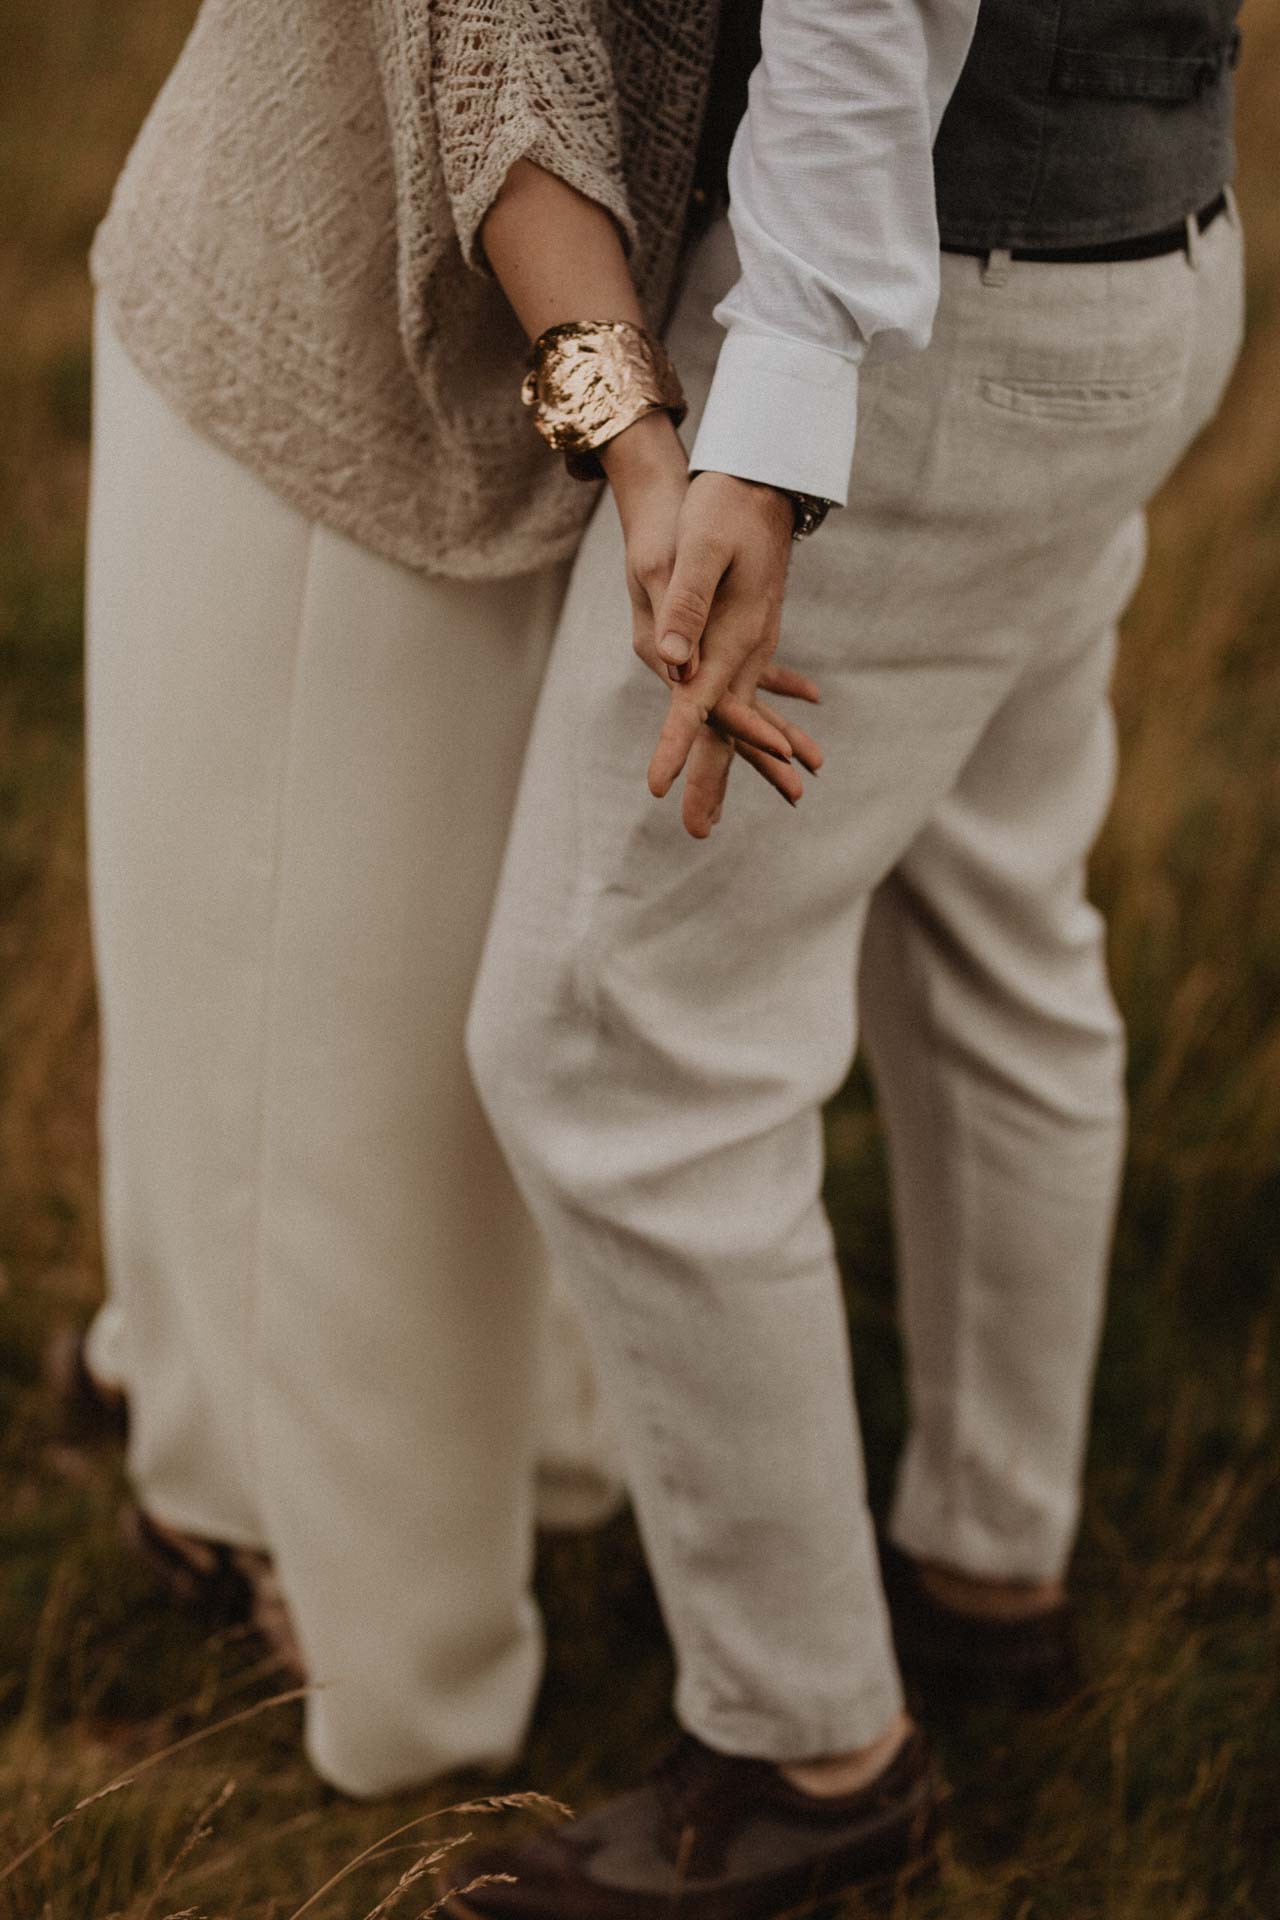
[90,0,720,579]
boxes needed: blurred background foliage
[1,2,1276,1916]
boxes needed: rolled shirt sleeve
[689,0,981,506]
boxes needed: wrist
[601,409,688,491]
[691,469,830,542]
[690,469,794,544]
[607,427,690,546]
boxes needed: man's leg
[457,205,1242,1920]
[469,203,1242,1747]
[459,226,1247,1920]
[860,595,1130,1591]
[467,504,1136,1764]
[468,240,1037,1765]
[861,207,1244,1617]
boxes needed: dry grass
[1,3,1277,1916]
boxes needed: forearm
[481,158,683,489]
[481,157,645,341]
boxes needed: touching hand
[646,469,824,838]
[602,421,822,832]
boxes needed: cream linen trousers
[84,301,622,1797]
[469,210,1245,1760]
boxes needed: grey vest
[693,0,1241,250]
[936,0,1240,247]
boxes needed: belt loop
[981,246,1012,289]
[1184,212,1202,270]
[1224,182,1241,229]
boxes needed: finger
[631,605,662,681]
[757,661,822,705]
[666,615,700,684]
[648,691,706,798]
[650,676,787,800]
[712,690,794,762]
[734,740,806,807]
[633,597,688,688]
[756,699,824,775]
[708,717,817,808]
[681,728,735,840]
[651,621,791,799]
[654,537,726,679]
[649,684,776,799]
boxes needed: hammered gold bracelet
[521,320,687,480]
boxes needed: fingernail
[659,633,693,665]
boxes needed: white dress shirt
[688,0,981,505]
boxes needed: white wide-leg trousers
[469,212,1245,1759]
[84,303,619,1797]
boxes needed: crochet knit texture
[91,0,719,579]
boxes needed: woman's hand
[601,417,823,833]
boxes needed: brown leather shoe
[437,1728,944,1920]
[122,1504,307,1680]
[877,1535,1081,1710]
[44,1324,128,1441]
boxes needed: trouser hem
[887,1501,1074,1585]
[83,1309,129,1394]
[127,1491,271,1557]
[303,1721,524,1802]
[675,1672,906,1764]
[302,1629,543,1799]
[533,1465,628,1532]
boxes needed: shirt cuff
[687,328,861,507]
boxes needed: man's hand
[647,470,823,837]
[602,421,823,833]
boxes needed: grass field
[2,5,1277,1916]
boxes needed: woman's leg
[86,299,317,1547]
[84,300,602,1793]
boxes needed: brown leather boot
[436,1728,944,1920]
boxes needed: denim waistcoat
[936,0,1241,246]
[694,0,1241,251]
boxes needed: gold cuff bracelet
[522,320,687,480]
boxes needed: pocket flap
[1052,31,1240,102]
